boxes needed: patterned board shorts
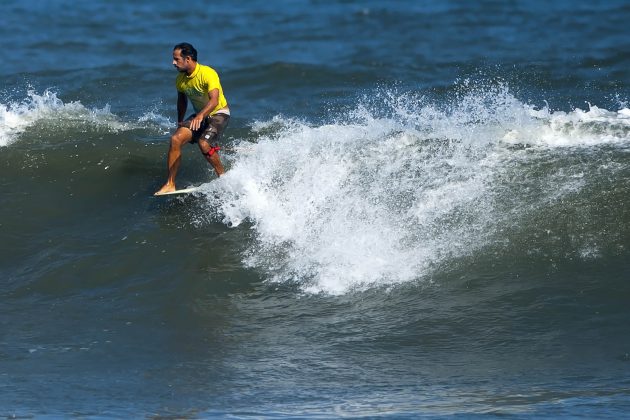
[181,112,230,145]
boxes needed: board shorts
[181,113,230,146]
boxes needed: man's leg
[154,127,193,195]
[199,140,225,176]
[198,114,229,177]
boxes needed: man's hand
[189,114,205,131]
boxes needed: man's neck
[186,62,198,76]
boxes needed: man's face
[172,49,191,72]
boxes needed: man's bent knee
[170,131,191,148]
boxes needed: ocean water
[1,0,630,417]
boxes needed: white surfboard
[154,186,200,196]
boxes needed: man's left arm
[189,89,219,131]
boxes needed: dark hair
[173,42,197,61]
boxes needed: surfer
[155,42,230,195]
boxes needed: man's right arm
[177,92,187,125]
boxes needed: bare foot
[154,183,176,196]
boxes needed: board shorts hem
[181,113,230,145]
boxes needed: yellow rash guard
[175,63,228,115]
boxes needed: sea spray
[503,105,630,147]
[195,86,630,294]
[0,89,162,147]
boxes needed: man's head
[173,43,198,73]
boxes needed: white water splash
[502,104,630,147]
[198,87,629,294]
[0,89,134,147]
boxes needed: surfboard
[153,186,200,196]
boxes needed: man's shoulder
[197,63,219,77]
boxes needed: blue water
[1,0,630,418]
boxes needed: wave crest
[196,86,629,294]
[0,89,171,147]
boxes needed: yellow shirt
[175,63,228,115]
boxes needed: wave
[195,84,630,294]
[5,85,629,295]
[503,104,630,147]
[0,89,171,147]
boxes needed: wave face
[2,85,629,297]
[185,85,630,294]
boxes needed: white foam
[198,86,629,294]
[0,89,131,147]
[138,110,173,135]
[502,104,630,147]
